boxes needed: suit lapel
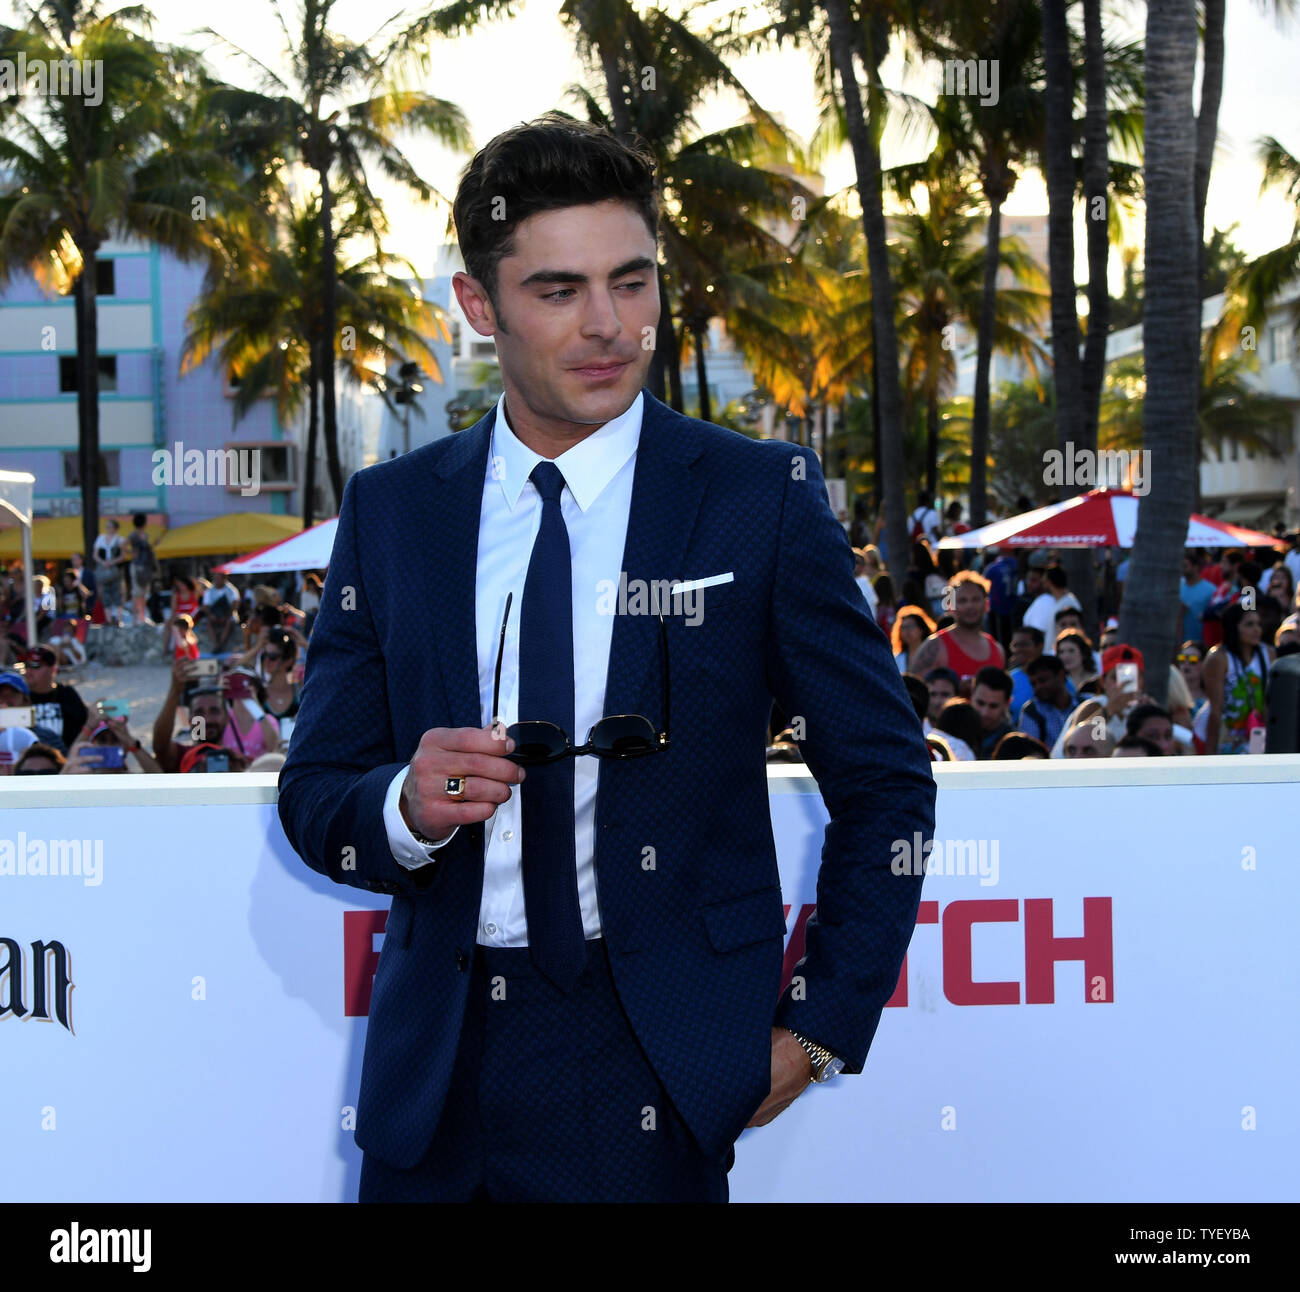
[428,405,495,731]
[601,390,707,723]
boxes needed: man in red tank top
[909,570,1005,686]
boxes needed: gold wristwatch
[787,1029,845,1083]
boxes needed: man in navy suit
[278,113,935,1202]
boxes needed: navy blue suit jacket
[278,389,935,1169]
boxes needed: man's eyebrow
[518,256,657,288]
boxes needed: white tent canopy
[0,470,37,648]
[217,518,338,575]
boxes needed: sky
[29,0,1300,281]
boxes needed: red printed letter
[343,910,388,1017]
[1024,897,1114,1004]
[943,899,1020,1005]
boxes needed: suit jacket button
[455,951,469,972]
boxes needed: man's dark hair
[924,666,960,690]
[1115,733,1163,756]
[1026,653,1065,678]
[1054,605,1081,623]
[1238,561,1262,586]
[1045,566,1069,591]
[1125,702,1169,737]
[991,732,1049,760]
[132,511,147,529]
[1012,625,1045,648]
[901,673,930,723]
[453,113,659,316]
[972,666,1012,699]
[934,698,982,752]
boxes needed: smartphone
[97,698,130,720]
[82,745,126,770]
[1116,662,1139,694]
[205,750,231,773]
[191,658,219,679]
[225,673,252,701]
[240,696,265,722]
[0,706,33,729]
[1248,727,1267,755]
[278,716,295,743]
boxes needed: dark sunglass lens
[506,721,569,763]
[590,715,658,758]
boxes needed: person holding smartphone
[217,667,280,763]
[61,716,162,774]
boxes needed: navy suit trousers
[358,938,730,1203]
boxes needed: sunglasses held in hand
[491,589,669,765]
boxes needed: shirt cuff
[383,765,458,869]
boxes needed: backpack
[910,508,929,542]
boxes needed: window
[221,441,295,491]
[61,450,120,489]
[59,355,117,393]
[95,259,116,297]
[470,339,496,359]
[1270,324,1293,366]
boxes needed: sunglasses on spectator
[263,652,283,662]
[1175,653,1201,663]
[491,589,669,765]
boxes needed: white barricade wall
[2,759,1297,1202]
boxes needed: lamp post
[394,360,424,454]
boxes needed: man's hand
[746,1027,814,1128]
[399,724,526,844]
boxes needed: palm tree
[891,174,1049,497]
[202,0,472,511]
[182,191,445,526]
[1117,0,1202,706]
[1232,137,1300,333]
[0,1,235,559]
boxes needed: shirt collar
[490,390,643,512]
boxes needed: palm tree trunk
[1080,0,1111,452]
[73,247,101,562]
[1119,0,1201,706]
[971,192,1003,527]
[926,383,939,500]
[692,318,711,423]
[317,166,345,510]
[304,339,320,528]
[1191,0,1224,512]
[824,0,908,575]
[654,266,682,409]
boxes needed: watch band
[787,1029,842,1082]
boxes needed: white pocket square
[671,572,734,595]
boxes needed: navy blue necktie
[519,461,585,992]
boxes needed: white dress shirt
[382,390,644,946]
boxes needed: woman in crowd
[259,628,303,742]
[220,666,281,763]
[1175,640,1209,725]
[1266,562,1295,615]
[1054,630,1098,694]
[1200,603,1274,754]
[170,574,200,624]
[892,605,937,674]
[872,573,898,636]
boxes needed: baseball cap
[1101,643,1144,676]
[0,726,38,763]
[0,670,30,697]
[24,646,57,667]
[1027,551,1049,569]
[180,741,227,774]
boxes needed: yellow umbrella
[0,516,165,561]
[154,513,304,558]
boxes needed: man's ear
[452,271,496,337]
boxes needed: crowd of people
[0,517,322,776]
[4,495,1298,774]
[767,500,1300,762]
